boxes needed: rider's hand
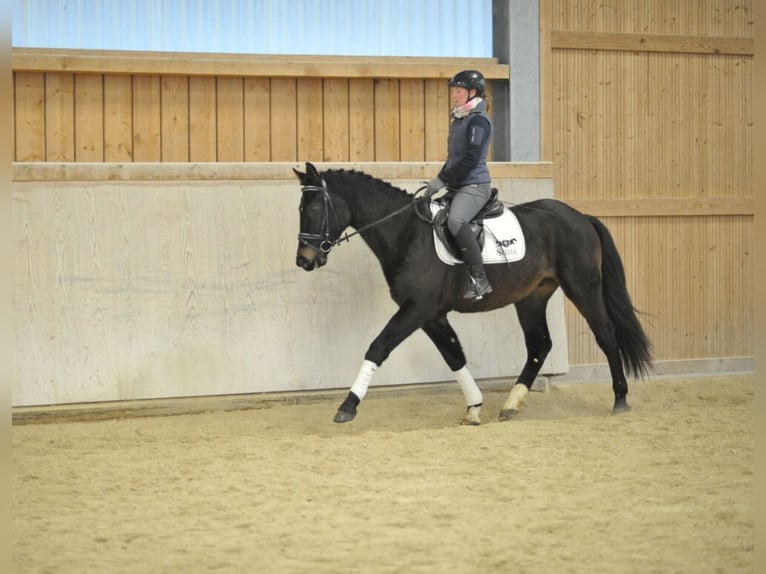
[424,176,444,200]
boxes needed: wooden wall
[12,51,506,164]
[546,0,753,370]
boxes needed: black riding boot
[453,224,493,301]
[465,264,493,300]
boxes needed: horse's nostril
[296,254,316,271]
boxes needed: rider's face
[450,86,474,107]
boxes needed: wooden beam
[13,48,510,80]
[568,198,754,217]
[12,161,554,182]
[551,31,754,56]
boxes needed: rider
[424,69,494,301]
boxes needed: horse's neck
[337,180,416,267]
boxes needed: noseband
[298,179,429,255]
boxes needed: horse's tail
[588,216,653,379]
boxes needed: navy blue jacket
[438,99,493,187]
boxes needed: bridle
[298,180,343,254]
[298,179,429,255]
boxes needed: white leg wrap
[455,366,483,407]
[349,360,377,401]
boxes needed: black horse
[294,162,651,424]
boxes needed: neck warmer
[451,97,484,119]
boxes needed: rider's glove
[424,176,444,200]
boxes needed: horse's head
[293,162,350,271]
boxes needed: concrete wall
[11,173,567,406]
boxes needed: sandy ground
[12,375,754,574]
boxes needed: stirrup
[463,276,492,300]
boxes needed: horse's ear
[293,166,307,184]
[305,162,321,183]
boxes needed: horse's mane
[324,169,413,200]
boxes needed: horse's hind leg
[560,269,631,413]
[421,315,483,425]
[499,281,556,421]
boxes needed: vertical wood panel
[74,74,104,162]
[44,73,75,161]
[132,75,161,162]
[565,215,752,366]
[244,78,271,162]
[270,78,297,161]
[189,76,217,162]
[553,0,753,37]
[103,75,133,161]
[373,79,400,161]
[423,79,443,161]
[160,76,189,162]
[349,79,374,161]
[15,72,46,161]
[399,79,425,161]
[296,78,324,161]
[550,1,752,369]
[323,79,349,161]
[553,49,750,201]
[216,77,245,162]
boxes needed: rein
[299,179,428,254]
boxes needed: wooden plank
[14,72,46,161]
[13,48,510,79]
[74,74,104,161]
[188,76,217,162]
[160,75,189,162]
[373,79,400,161]
[244,77,271,161]
[567,198,754,217]
[423,79,443,162]
[132,75,161,161]
[44,72,75,161]
[323,79,349,161]
[296,78,324,161]
[12,161,556,182]
[270,78,297,161]
[551,31,754,56]
[349,79,374,161]
[216,77,245,162]
[399,79,425,161]
[103,75,133,161]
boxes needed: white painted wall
[11,177,567,406]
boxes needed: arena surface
[12,375,754,573]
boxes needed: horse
[293,162,651,424]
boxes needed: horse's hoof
[612,397,632,414]
[461,405,481,426]
[333,410,356,423]
[498,409,517,422]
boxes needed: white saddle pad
[430,202,526,266]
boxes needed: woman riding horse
[425,69,494,301]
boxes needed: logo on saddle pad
[429,201,526,266]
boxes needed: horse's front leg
[421,315,483,425]
[334,303,428,423]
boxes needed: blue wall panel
[12,0,493,57]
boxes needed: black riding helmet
[448,70,485,97]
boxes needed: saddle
[429,188,505,261]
